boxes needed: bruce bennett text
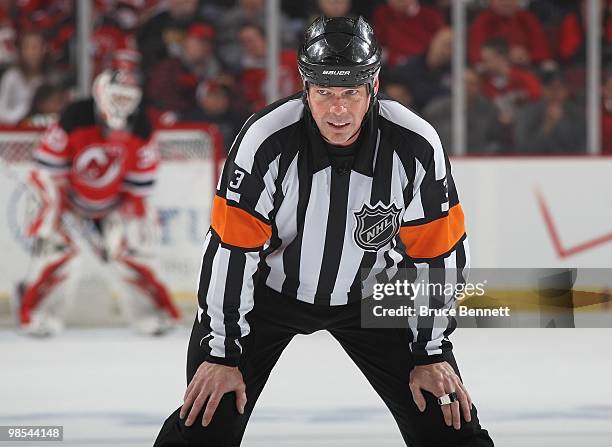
[372,305,511,318]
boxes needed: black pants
[154,285,494,446]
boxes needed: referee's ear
[373,76,380,96]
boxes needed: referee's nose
[330,97,348,115]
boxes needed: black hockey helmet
[298,16,382,91]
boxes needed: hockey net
[0,122,225,163]
[0,122,225,327]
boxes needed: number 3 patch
[228,167,246,190]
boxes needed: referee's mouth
[327,121,351,129]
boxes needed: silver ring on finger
[437,391,458,406]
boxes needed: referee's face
[308,78,378,146]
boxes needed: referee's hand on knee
[180,362,247,427]
[408,362,473,430]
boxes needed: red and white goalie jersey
[32,98,157,220]
[19,98,180,336]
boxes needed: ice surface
[1,328,611,446]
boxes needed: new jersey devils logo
[74,145,124,188]
[353,202,402,252]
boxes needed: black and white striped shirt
[197,93,469,367]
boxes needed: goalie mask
[92,68,142,130]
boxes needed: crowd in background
[0,0,611,154]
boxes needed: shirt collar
[304,100,379,177]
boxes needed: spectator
[237,23,301,112]
[423,68,502,153]
[0,22,16,69]
[558,0,612,67]
[216,0,299,72]
[382,82,414,108]
[92,0,142,76]
[515,69,585,153]
[20,83,66,127]
[182,80,245,153]
[0,30,48,124]
[373,0,445,66]
[138,0,205,71]
[477,38,543,150]
[381,71,415,109]
[313,0,353,19]
[602,72,612,154]
[396,27,452,111]
[469,0,552,67]
[15,2,73,82]
[146,22,221,114]
[479,38,542,119]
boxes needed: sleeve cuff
[412,353,447,366]
[204,354,240,367]
[411,345,456,365]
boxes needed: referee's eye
[316,89,331,96]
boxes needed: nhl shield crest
[353,202,402,252]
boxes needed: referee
[154,16,494,446]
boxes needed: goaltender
[154,16,494,446]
